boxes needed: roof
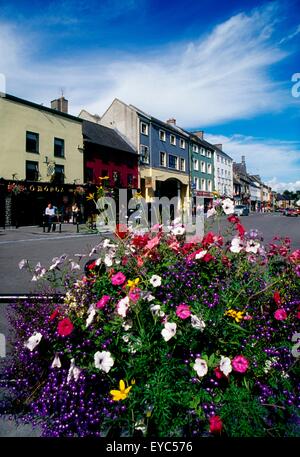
[82,120,136,154]
[3,94,82,122]
[212,144,233,161]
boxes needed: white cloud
[0,2,292,126]
[205,133,300,191]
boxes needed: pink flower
[57,318,74,337]
[145,236,160,251]
[129,288,141,303]
[232,355,249,373]
[96,295,111,309]
[274,308,287,321]
[289,249,300,264]
[111,272,126,286]
[176,304,191,320]
[209,415,223,434]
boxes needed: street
[0,213,299,295]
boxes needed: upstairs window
[207,163,212,174]
[201,161,206,173]
[201,178,206,191]
[160,151,166,167]
[201,148,206,156]
[192,144,199,153]
[180,158,185,171]
[159,130,166,141]
[26,131,39,154]
[193,158,199,171]
[207,180,212,191]
[26,161,39,181]
[180,139,185,149]
[170,134,176,146]
[168,154,178,169]
[53,164,65,184]
[140,145,149,164]
[207,150,212,158]
[140,122,149,136]
[54,137,65,158]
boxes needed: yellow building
[0,94,84,226]
[0,94,83,183]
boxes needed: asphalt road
[0,213,299,295]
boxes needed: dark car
[234,205,249,216]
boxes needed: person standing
[72,202,80,225]
[45,203,57,233]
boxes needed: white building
[213,144,233,197]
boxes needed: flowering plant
[3,213,300,437]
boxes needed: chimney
[214,144,222,150]
[166,118,176,126]
[241,155,246,166]
[194,130,204,139]
[51,96,68,114]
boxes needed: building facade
[0,94,84,226]
[213,145,233,197]
[99,99,190,204]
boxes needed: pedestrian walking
[45,202,57,232]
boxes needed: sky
[0,0,299,191]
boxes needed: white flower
[263,360,272,374]
[161,322,177,342]
[122,320,133,331]
[150,275,162,288]
[104,255,113,267]
[150,304,165,318]
[245,240,260,254]
[51,353,61,369]
[67,358,81,383]
[24,332,42,351]
[49,255,67,271]
[193,358,208,378]
[171,226,185,236]
[103,239,116,248]
[122,335,130,343]
[230,237,244,253]
[70,261,80,271]
[206,208,217,218]
[195,250,207,260]
[31,262,46,281]
[117,296,130,318]
[94,351,114,373]
[86,306,96,328]
[146,294,155,302]
[95,258,102,266]
[191,315,206,331]
[219,356,232,377]
[18,259,28,270]
[222,198,234,215]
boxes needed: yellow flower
[131,379,136,385]
[86,193,95,201]
[127,278,140,288]
[110,380,132,401]
[225,309,245,323]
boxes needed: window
[26,131,39,153]
[180,139,186,149]
[201,178,206,191]
[194,177,199,190]
[221,157,224,163]
[201,148,206,156]
[54,164,64,184]
[207,163,212,174]
[201,161,206,173]
[168,154,178,169]
[193,158,199,171]
[207,180,212,192]
[207,150,212,158]
[140,145,149,164]
[160,151,166,167]
[170,134,176,146]
[26,161,39,181]
[221,169,224,176]
[225,170,227,177]
[54,137,65,158]
[217,155,220,162]
[192,144,199,153]
[217,168,220,176]
[140,122,149,136]
[180,158,185,171]
[159,130,166,141]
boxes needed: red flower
[274,308,287,321]
[203,253,214,263]
[236,223,245,238]
[87,260,97,270]
[115,224,128,239]
[227,214,240,224]
[214,367,224,379]
[57,318,74,337]
[202,232,215,247]
[50,309,60,321]
[209,415,223,433]
[273,291,281,306]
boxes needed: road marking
[0,233,107,245]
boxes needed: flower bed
[3,210,300,437]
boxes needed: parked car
[234,205,249,216]
[285,208,298,217]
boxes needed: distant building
[213,144,233,197]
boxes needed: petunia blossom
[57,318,74,337]
[230,237,244,253]
[111,272,126,286]
[245,240,260,254]
[67,359,81,383]
[161,322,177,342]
[191,315,206,331]
[274,308,287,321]
[193,358,208,378]
[96,295,110,309]
[51,353,61,369]
[94,351,114,373]
[219,356,232,377]
[176,304,191,319]
[117,296,130,318]
[222,198,234,215]
[232,355,249,373]
[150,275,162,288]
[24,332,42,351]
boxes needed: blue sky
[0,0,299,190]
